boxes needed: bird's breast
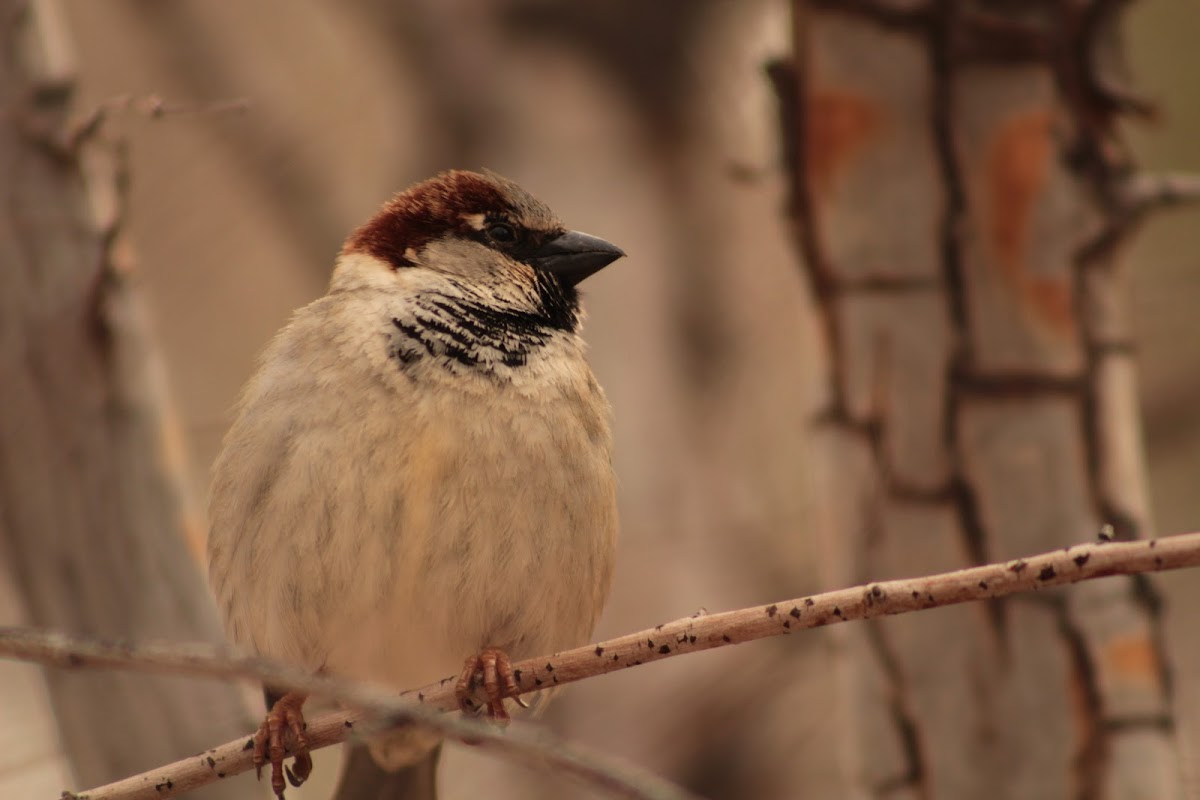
[319,358,617,690]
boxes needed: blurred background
[3,0,1199,798]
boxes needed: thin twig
[63,94,252,152]
[10,532,1198,800]
[1118,172,1200,215]
[83,93,253,121]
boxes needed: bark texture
[0,1,252,795]
[783,1,1180,797]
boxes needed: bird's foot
[455,646,523,722]
[252,691,313,799]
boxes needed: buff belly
[212,372,616,745]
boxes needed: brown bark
[0,1,251,795]
[784,1,1180,797]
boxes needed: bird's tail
[331,742,441,800]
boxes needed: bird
[206,169,623,800]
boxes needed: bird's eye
[487,222,517,244]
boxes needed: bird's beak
[527,230,625,287]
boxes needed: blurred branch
[109,2,348,272]
[1118,172,1200,215]
[87,93,252,119]
[26,634,690,800]
[63,94,251,153]
[18,531,1200,800]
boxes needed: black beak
[527,230,625,287]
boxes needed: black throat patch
[387,275,579,377]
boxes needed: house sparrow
[206,170,622,799]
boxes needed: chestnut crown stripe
[342,169,566,270]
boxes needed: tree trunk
[0,1,252,796]
[783,2,1181,797]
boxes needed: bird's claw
[456,647,522,722]
[252,692,311,799]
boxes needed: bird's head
[330,170,624,376]
[334,170,624,333]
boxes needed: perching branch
[11,531,1198,800]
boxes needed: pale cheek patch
[420,237,504,282]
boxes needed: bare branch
[438,532,1200,707]
[13,531,1199,800]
